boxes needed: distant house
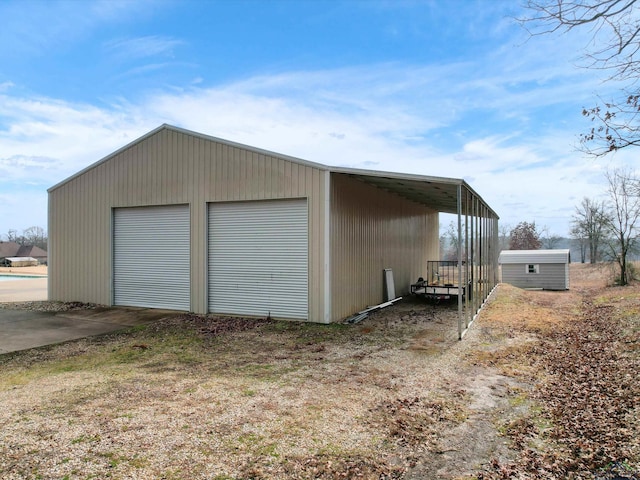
[499,249,570,290]
[0,241,48,265]
[16,245,48,264]
[0,242,22,265]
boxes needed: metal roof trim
[328,165,464,186]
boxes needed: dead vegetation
[475,265,640,480]
[0,264,639,479]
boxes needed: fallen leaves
[240,453,406,479]
[483,289,640,479]
[371,396,464,449]
[149,312,271,338]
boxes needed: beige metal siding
[330,174,439,320]
[48,127,329,322]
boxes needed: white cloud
[0,33,620,236]
[0,0,154,58]
[104,35,185,60]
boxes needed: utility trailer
[410,260,469,303]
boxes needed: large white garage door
[208,199,308,320]
[113,205,190,310]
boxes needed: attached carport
[332,168,500,339]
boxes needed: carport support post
[457,184,463,340]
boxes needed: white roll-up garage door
[113,205,190,310]
[208,199,308,320]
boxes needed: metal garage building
[48,124,499,328]
[499,249,570,290]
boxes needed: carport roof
[49,124,498,219]
[329,167,498,218]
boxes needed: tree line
[441,166,640,287]
[441,220,550,261]
[2,226,48,251]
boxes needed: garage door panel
[208,199,308,320]
[113,205,190,310]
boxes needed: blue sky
[0,0,633,238]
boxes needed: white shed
[4,257,39,267]
[498,249,570,290]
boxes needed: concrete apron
[0,307,180,354]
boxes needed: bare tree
[441,220,465,261]
[4,229,19,243]
[543,234,563,249]
[540,225,563,249]
[520,0,640,155]
[570,224,589,263]
[571,197,609,263]
[498,222,512,252]
[602,168,640,285]
[21,226,47,250]
[509,221,542,250]
[2,227,47,250]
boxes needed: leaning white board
[384,268,395,302]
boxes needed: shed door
[208,199,308,319]
[113,205,190,310]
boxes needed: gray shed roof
[49,124,498,219]
[499,249,571,264]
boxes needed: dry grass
[0,263,638,479]
[0,302,471,479]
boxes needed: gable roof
[16,245,48,257]
[499,249,571,264]
[48,124,498,218]
[0,241,20,258]
[0,243,47,259]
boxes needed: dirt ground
[0,265,48,276]
[0,263,638,479]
